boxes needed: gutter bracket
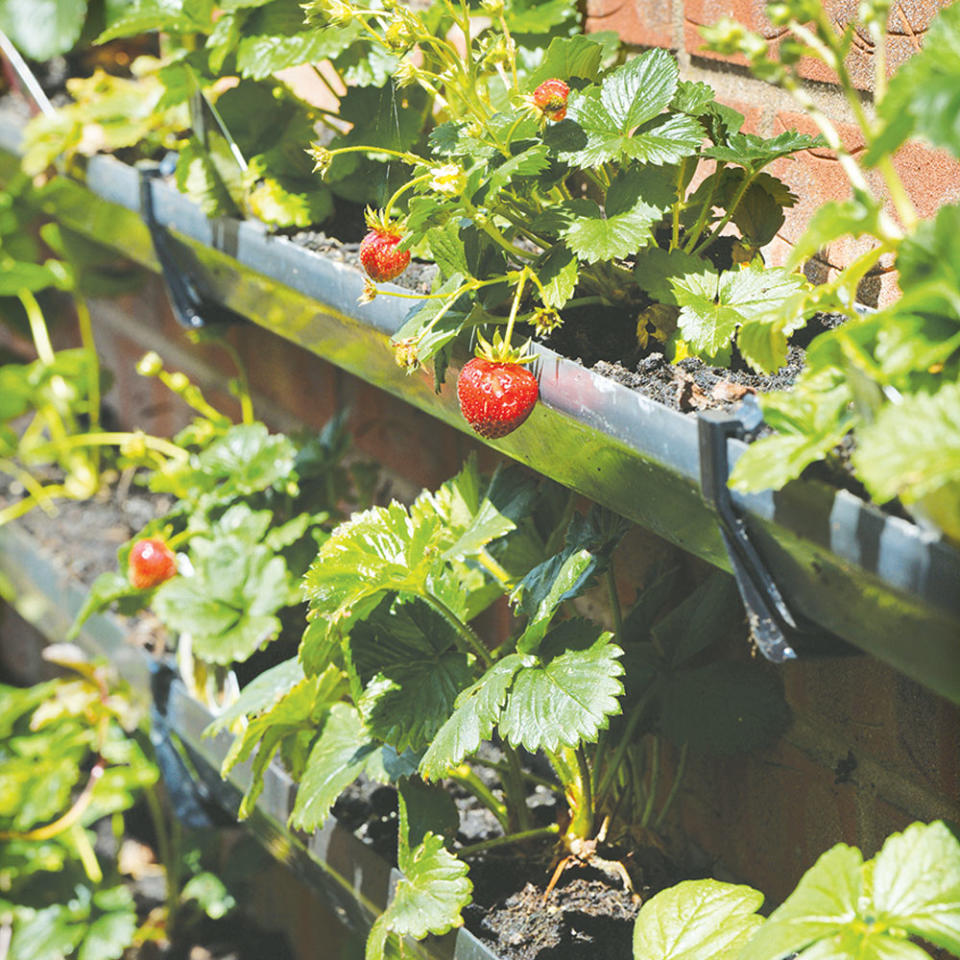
[698,398,837,663]
[148,659,235,829]
[138,160,241,331]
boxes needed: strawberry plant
[0,178,189,530]
[71,352,377,708]
[630,820,960,960]
[211,457,788,959]
[0,647,155,960]
[702,0,960,543]
[17,0,579,228]
[0,645,274,960]
[304,0,820,436]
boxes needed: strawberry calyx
[363,206,405,238]
[473,328,537,366]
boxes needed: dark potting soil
[287,218,844,417]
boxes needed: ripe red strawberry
[533,78,570,122]
[128,538,177,589]
[359,208,410,283]
[457,357,539,439]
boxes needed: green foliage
[632,880,764,960]
[21,68,189,178]
[741,822,960,960]
[700,1,960,538]
[0,661,156,960]
[637,822,960,960]
[0,0,94,62]
[290,3,813,379]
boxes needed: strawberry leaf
[537,244,579,309]
[560,166,674,263]
[499,621,624,753]
[741,845,864,960]
[352,598,473,752]
[513,507,628,652]
[853,383,960,536]
[553,50,702,167]
[289,703,388,831]
[675,265,805,362]
[703,131,822,170]
[868,3,960,162]
[216,663,344,818]
[524,34,606,90]
[633,880,764,960]
[871,821,960,954]
[366,832,471,960]
[153,534,291,664]
[235,2,364,79]
[302,501,445,630]
[419,654,527,780]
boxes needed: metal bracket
[149,660,235,829]
[138,160,242,331]
[698,397,838,662]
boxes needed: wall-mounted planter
[0,519,501,960]
[1,113,958,703]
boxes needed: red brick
[586,0,675,50]
[788,0,950,90]
[683,0,782,65]
[686,0,950,88]
[766,110,960,303]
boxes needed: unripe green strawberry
[128,538,177,589]
[457,357,539,439]
[533,78,570,122]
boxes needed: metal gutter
[0,521,500,960]
[1,115,957,701]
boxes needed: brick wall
[586,0,960,305]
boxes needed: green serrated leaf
[366,832,471,960]
[389,273,469,366]
[499,622,623,753]
[560,165,674,263]
[742,845,864,960]
[426,221,470,278]
[419,654,526,780]
[556,49,694,166]
[525,34,606,90]
[289,703,383,831]
[871,821,960,954]
[676,265,805,360]
[671,80,716,116]
[353,599,473,752]
[869,3,960,162]
[537,244,579,309]
[303,502,444,625]
[728,429,849,493]
[236,2,364,79]
[852,383,960,517]
[634,247,716,305]
[703,130,822,169]
[0,0,88,60]
[633,879,764,960]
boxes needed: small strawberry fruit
[129,538,177,589]
[359,208,410,283]
[533,78,570,122]
[457,356,539,439]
